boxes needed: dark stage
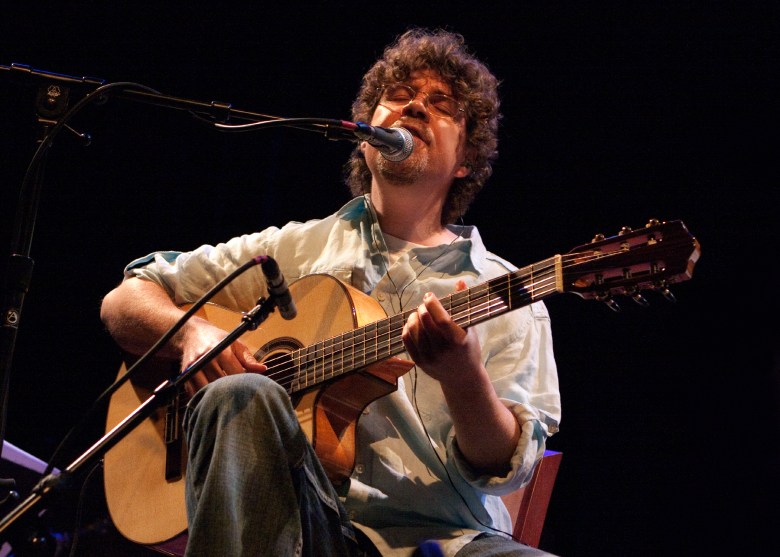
[0,4,776,556]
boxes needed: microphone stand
[0,62,333,552]
[0,294,281,549]
[0,64,106,510]
[0,62,355,512]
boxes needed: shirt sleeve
[445,301,560,496]
[123,229,284,311]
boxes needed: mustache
[393,120,432,143]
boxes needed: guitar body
[104,274,412,550]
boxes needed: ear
[453,162,470,178]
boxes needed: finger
[419,293,463,343]
[402,315,424,362]
[420,293,448,325]
[235,343,266,373]
[211,345,252,376]
[186,370,210,397]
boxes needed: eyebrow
[406,83,454,97]
[406,81,454,96]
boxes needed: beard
[371,147,429,185]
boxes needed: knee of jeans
[193,373,289,415]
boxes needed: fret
[303,342,319,389]
[362,319,378,365]
[341,327,357,372]
[385,313,405,358]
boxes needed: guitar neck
[285,255,562,395]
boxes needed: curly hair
[345,28,502,225]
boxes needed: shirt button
[377,294,386,302]
[355,464,364,474]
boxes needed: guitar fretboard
[283,255,562,395]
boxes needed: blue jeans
[183,373,556,557]
[453,534,557,557]
[183,373,361,557]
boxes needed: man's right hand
[177,316,267,398]
[101,277,266,398]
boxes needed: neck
[369,185,456,246]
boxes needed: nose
[400,94,430,121]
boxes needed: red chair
[500,450,562,548]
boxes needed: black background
[0,3,777,556]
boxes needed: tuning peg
[652,277,677,302]
[591,233,605,243]
[659,287,677,303]
[621,270,649,307]
[596,292,621,312]
[623,283,650,306]
[618,226,632,236]
[645,218,660,228]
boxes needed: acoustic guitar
[103,219,700,552]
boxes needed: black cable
[33,80,348,475]
[409,367,515,540]
[44,255,265,475]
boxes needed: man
[101,28,561,557]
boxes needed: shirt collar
[337,195,487,275]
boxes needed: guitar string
[261,234,691,390]
[263,270,561,391]
[262,256,555,388]
[262,262,555,389]
[262,219,692,389]
[263,254,564,389]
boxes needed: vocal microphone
[258,256,297,320]
[351,122,414,162]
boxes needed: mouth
[395,121,428,144]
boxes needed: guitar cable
[408,365,516,541]
[363,194,517,540]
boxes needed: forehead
[405,69,452,94]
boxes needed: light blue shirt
[126,195,561,556]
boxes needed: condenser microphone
[352,122,414,162]
[258,256,297,320]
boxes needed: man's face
[362,69,470,189]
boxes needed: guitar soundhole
[255,336,301,361]
[255,337,303,396]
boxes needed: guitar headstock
[562,219,701,310]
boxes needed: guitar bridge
[164,388,185,481]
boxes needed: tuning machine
[596,291,621,312]
[593,273,621,312]
[655,280,677,303]
[623,268,650,307]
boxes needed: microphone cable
[43,255,267,475]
